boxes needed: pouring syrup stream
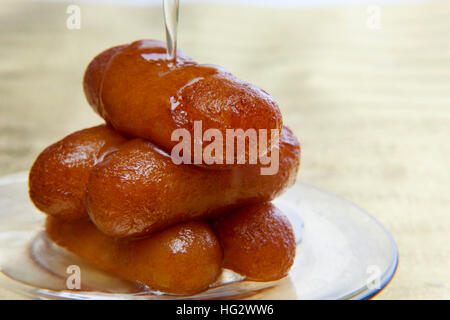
[163,0,179,61]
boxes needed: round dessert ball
[29,125,126,219]
[214,202,296,281]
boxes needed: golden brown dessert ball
[29,125,126,219]
[83,44,126,115]
[83,40,282,165]
[214,202,296,281]
[86,126,300,238]
[45,217,223,294]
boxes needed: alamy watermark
[366,265,381,290]
[66,265,81,290]
[366,5,381,30]
[170,121,280,175]
[66,5,81,30]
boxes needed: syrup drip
[163,0,179,61]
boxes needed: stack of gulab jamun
[29,40,301,295]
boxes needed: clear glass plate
[0,172,397,300]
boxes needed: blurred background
[0,0,449,299]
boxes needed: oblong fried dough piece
[29,125,126,219]
[45,217,223,295]
[83,40,282,165]
[214,202,296,281]
[86,126,300,238]
[83,44,126,115]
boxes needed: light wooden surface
[0,0,449,299]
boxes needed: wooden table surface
[0,0,449,299]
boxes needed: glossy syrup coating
[83,44,126,116]
[29,125,126,219]
[45,217,223,294]
[83,40,283,165]
[86,126,300,238]
[214,202,296,281]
